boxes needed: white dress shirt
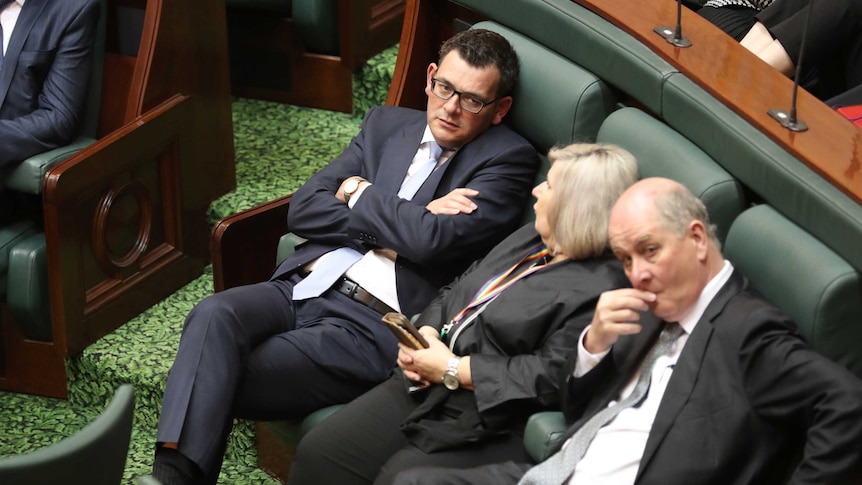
[1,0,25,56]
[568,260,734,484]
[305,125,452,312]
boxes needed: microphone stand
[768,0,815,132]
[654,0,692,48]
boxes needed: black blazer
[0,0,99,166]
[274,105,539,316]
[401,224,629,452]
[560,269,862,484]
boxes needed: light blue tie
[291,247,363,300]
[518,322,684,485]
[398,141,443,200]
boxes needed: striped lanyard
[440,244,550,339]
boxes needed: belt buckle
[342,278,359,298]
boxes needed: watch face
[345,179,360,195]
[442,373,459,390]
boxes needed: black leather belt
[334,278,395,315]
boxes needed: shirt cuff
[573,325,610,378]
[347,182,372,209]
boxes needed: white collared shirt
[568,260,734,484]
[1,0,25,56]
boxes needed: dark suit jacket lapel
[0,0,45,108]
[635,270,746,482]
[373,117,425,195]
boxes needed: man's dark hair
[438,29,520,99]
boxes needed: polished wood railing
[576,0,862,204]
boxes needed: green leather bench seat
[0,221,39,299]
[260,18,622,461]
[455,0,677,116]
[597,107,746,244]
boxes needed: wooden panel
[211,195,292,293]
[43,95,207,357]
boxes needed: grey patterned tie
[519,322,684,485]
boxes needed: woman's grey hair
[655,184,722,250]
[546,143,639,259]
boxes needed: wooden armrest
[211,194,292,292]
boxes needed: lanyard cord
[441,244,550,340]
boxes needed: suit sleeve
[288,107,538,268]
[734,304,862,484]
[349,142,536,266]
[469,296,599,413]
[0,1,99,166]
[287,108,375,248]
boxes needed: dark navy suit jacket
[0,0,99,166]
[277,105,539,317]
[560,269,862,484]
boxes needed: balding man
[395,178,862,485]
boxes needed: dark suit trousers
[288,372,531,485]
[155,274,399,484]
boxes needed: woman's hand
[397,336,453,385]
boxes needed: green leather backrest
[456,0,677,115]
[293,0,339,55]
[724,205,862,378]
[597,107,746,243]
[474,22,618,153]
[662,75,862,275]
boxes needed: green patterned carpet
[0,45,398,484]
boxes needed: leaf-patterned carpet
[0,45,398,484]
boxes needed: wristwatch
[343,177,363,203]
[442,356,461,391]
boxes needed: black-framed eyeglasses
[430,78,498,114]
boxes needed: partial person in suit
[699,0,862,104]
[394,178,862,485]
[286,143,638,485]
[0,0,99,166]
[151,28,540,485]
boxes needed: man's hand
[584,289,656,354]
[426,188,479,215]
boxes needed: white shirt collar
[676,260,734,335]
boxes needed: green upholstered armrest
[0,220,39,298]
[7,232,51,342]
[0,137,95,194]
[597,107,745,244]
[300,405,342,436]
[293,0,339,55]
[724,205,862,378]
[276,232,307,266]
[523,411,567,463]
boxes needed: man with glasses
[152,28,539,485]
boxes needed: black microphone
[654,0,692,48]
[768,0,815,132]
